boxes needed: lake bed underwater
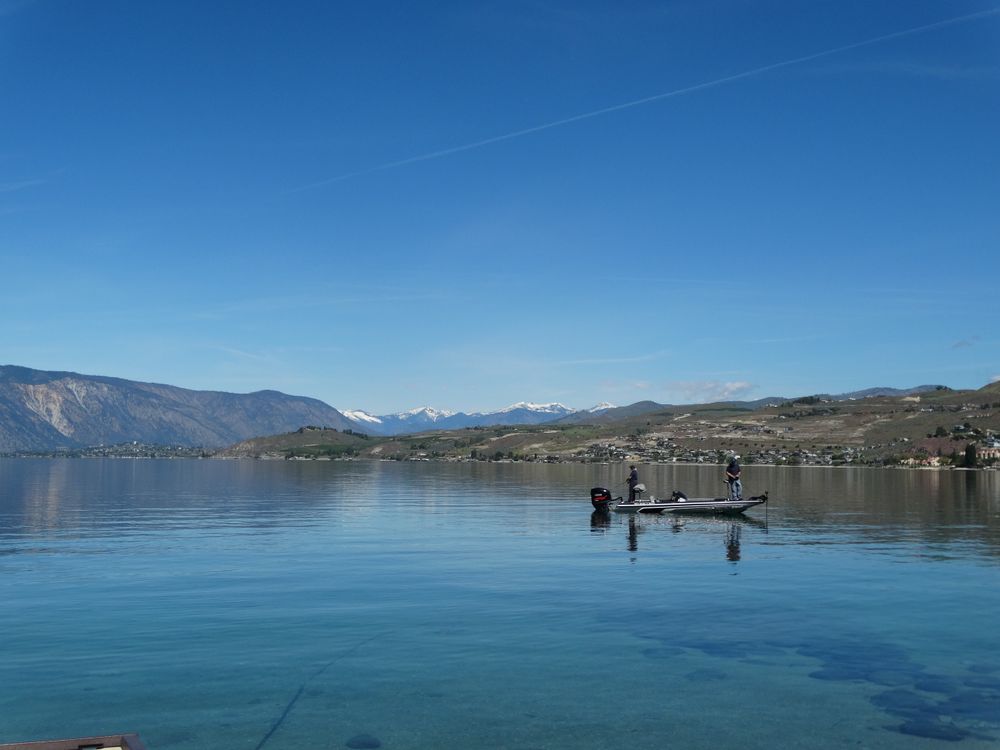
[1,459,998,749]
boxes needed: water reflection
[599,464,1000,561]
[0,458,367,541]
[3,458,1000,749]
[627,515,641,552]
[589,509,610,531]
[595,509,767,565]
[725,523,741,562]
[2,458,999,561]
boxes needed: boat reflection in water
[590,509,611,530]
[592,508,766,564]
[725,522,742,562]
[590,509,646,556]
[627,515,642,553]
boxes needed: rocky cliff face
[0,365,356,452]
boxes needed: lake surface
[1,459,999,749]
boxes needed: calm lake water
[1,459,999,749]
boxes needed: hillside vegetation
[220,382,1000,468]
[218,427,372,459]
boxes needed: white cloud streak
[817,60,1000,80]
[951,337,980,349]
[665,380,755,403]
[0,178,45,193]
[295,7,1000,190]
[558,350,670,367]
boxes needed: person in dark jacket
[625,465,639,502]
[725,454,742,501]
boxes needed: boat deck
[0,735,145,750]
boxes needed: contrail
[294,7,1000,190]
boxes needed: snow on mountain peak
[342,400,593,435]
[588,402,616,412]
[496,401,573,414]
[395,406,456,420]
[342,409,383,424]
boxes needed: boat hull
[614,494,767,515]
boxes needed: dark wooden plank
[0,734,146,750]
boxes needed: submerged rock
[963,675,1000,691]
[942,691,1000,722]
[681,639,751,659]
[896,720,969,742]
[870,689,940,720]
[967,663,1000,674]
[799,639,917,675]
[867,667,924,687]
[798,638,929,691]
[346,733,382,749]
[684,668,728,682]
[914,675,963,694]
[809,667,868,682]
[641,646,685,660]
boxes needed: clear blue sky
[2,0,998,413]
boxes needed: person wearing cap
[725,453,742,501]
[625,464,639,502]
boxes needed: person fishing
[625,464,639,502]
[725,453,742,501]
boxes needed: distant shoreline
[1,454,995,472]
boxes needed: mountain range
[0,365,355,452]
[0,364,951,453]
[341,402,614,435]
[339,387,946,433]
[548,386,945,425]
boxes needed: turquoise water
[1,459,998,749]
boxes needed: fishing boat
[590,486,767,515]
[0,735,146,750]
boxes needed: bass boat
[590,487,767,515]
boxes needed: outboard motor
[590,487,613,510]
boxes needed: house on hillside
[978,441,1000,462]
[903,455,942,468]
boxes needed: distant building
[978,443,1000,462]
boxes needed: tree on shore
[965,443,978,468]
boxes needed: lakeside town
[365,392,1000,469]
[14,422,998,470]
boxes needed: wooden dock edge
[0,734,146,750]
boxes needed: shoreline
[1,453,995,471]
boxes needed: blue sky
[2,0,998,413]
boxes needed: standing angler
[726,453,742,501]
[625,464,639,503]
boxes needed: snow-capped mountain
[488,402,574,417]
[587,402,615,413]
[493,402,564,413]
[341,409,383,426]
[398,406,456,420]
[340,406,458,435]
[341,402,603,435]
